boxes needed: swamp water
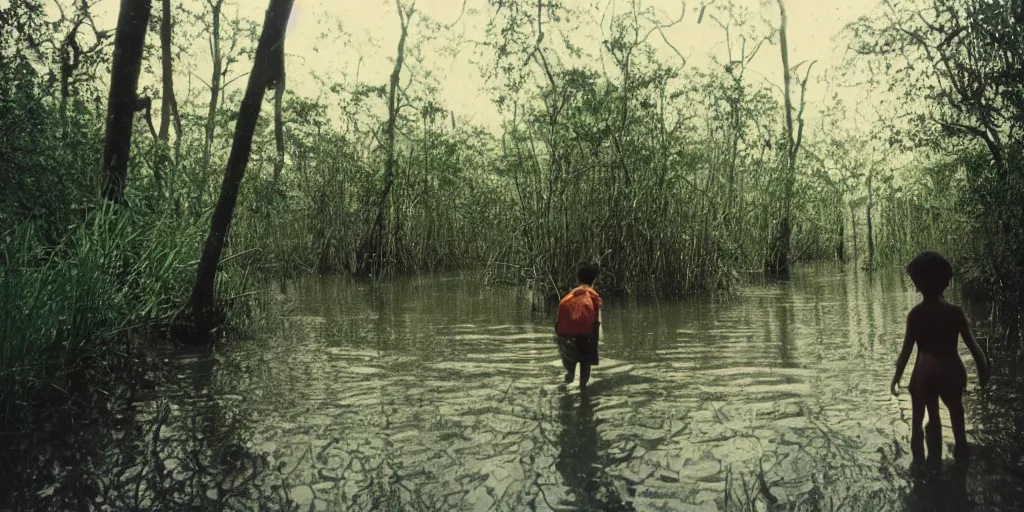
[3,266,1024,511]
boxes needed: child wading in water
[556,264,602,391]
[891,251,990,470]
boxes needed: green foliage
[0,206,253,426]
[0,68,102,239]
[848,0,1024,311]
[0,6,104,241]
[0,4,254,424]
[176,0,852,301]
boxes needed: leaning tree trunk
[190,0,294,344]
[101,0,152,204]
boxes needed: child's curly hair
[906,251,953,297]
[577,263,600,285]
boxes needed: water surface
[4,266,1023,511]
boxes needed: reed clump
[0,206,253,426]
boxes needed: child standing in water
[556,264,602,391]
[891,251,990,469]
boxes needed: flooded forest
[2,0,1024,510]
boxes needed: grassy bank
[0,206,254,427]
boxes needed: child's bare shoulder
[936,299,966,316]
[946,301,968,324]
[907,303,924,320]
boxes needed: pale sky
[52,0,883,134]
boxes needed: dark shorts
[556,335,599,366]
[909,355,967,398]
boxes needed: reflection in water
[775,301,795,366]
[2,266,1024,511]
[556,389,634,511]
[906,459,970,512]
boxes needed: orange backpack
[556,286,601,336]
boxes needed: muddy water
[4,266,1024,511]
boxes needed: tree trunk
[158,0,178,142]
[272,70,286,183]
[866,169,874,270]
[836,221,845,262]
[158,0,181,207]
[850,205,859,266]
[766,0,796,275]
[199,0,224,210]
[725,101,741,216]
[190,0,293,344]
[359,0,412,276]
[101,0,152,204]
[59,25,78,120]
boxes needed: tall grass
[0,206,253,426]
[227,124,513,279]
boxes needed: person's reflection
[906,458,970,512]
[950,457,970,501]
[555,392,634,511]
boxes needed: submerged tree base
[764,217,792,277]
[173,308,226,346]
